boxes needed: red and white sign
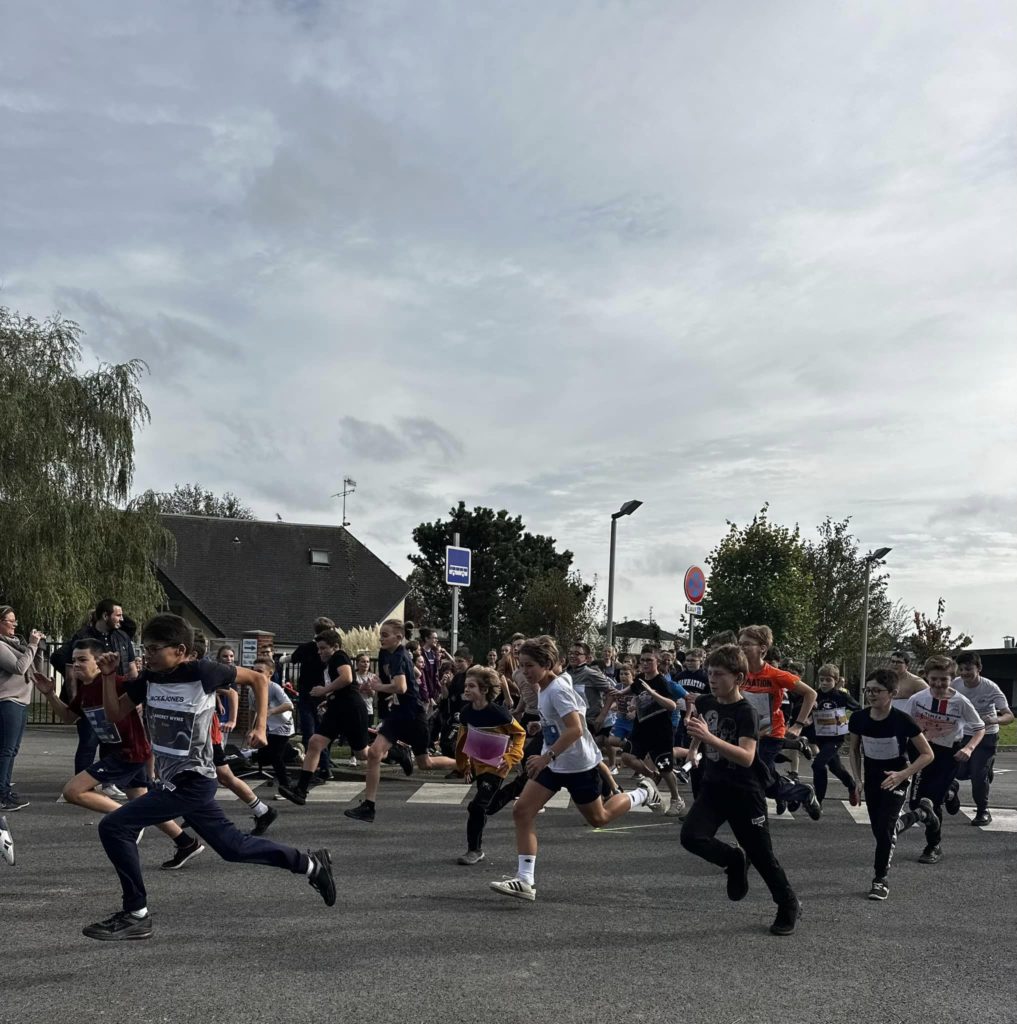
[684,565,706,605]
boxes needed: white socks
[130,907,148,919]
[248,798,269,817]
[518,855,536,885]
[629,787,649,809]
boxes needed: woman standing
[0,606,45,811]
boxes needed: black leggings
[254,734,293,788]
[812,738,856,802]
[679,780,795,905]
[467,774,504,851]
[863,776,909,879]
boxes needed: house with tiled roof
[156,514,408,646]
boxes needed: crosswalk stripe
[841,801,869,825]
[304,782,365,803]
[766,799,795,821]
[960,806,1017,832]
[408,783,470,805]
[544,790,572,809]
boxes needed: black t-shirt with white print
[848,707,921,776]
[325,650,357,709]
[695,694,762,791]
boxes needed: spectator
[0,606,45,811]
[53,599,139,681]
[486,649,499,668]
[418,628,447,705]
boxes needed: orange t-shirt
[742,663,800,739]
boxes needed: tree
[146,482,254,519]
[905,598,973,663]
[699,505,816,657]
[0,308,171,633]
[407,502,577,654]
[516,571,599,651]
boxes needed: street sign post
[683,566,706,648]
[446,539,471,652]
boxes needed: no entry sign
[684,565,706,605]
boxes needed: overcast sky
[3,2,1015,646]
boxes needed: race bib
[83,705,122,745]
[743,690,772,731]
[861,734,901,760]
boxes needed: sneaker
[457,850,485,865]
[849,786,861,807]
[348,757,358,768]
[917,797,940,841]
[307,848,336,907]
[610,766,619,776]
[82,910,153,941]
[490,876,536,902]
[343,800,375,823]
[675,769,691,786]
[278,784,307,806]
[135,828,146,846]
[769,896,802,935]
[160,838,205,870]
[774,798,787,816]
[665,797,686,817]
[726,847,749,902]
[250,805,278,836]
[0,815,14,866]
[918,845,942,865]
[786,800,801,813]
[972,810,992,826]
[803,786,822,821]
[97,784,127,800]
[795,737,814,761]
[944,784,960,816]
[868,878,889,901]
[1,793,29,811]
[637,777,664,815]
[393,745,415,777]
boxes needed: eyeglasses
[142,643,172,655]
[863,688,890,696]
[888,658,905,664]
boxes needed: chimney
[1004,636,1015,649]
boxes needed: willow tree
[0,307,172,634]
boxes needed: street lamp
[605,500,642,649]
[859,546,892,700]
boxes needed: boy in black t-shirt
[679,644,801,936]
[82,615,336,942]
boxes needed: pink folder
[463,728,510,767]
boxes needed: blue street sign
[445,545,472,587]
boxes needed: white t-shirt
[538,677,600,773]
[906,689,983,748]
[267,681,295,737]
[953,676,1010,735]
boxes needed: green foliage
[516,571,599,651]
[407,502,580,653]
[906,598,973,663]
[146,482,254,519]
[0,307,171,633]
[700,505,815,657]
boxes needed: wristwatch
[548,750,557,762]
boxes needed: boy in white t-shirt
[905,656,984,864]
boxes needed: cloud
[337,416,462,464]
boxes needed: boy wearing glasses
[81,614,336,941]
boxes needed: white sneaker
[490,876,536,902]
[637,777,664,815]
[665,796,686,817]
[348,757,358,768]
[0,815,14,866]
[610,766,619,776]
[97,785,127,800]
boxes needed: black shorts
[629,731,674,771]
[212,742,228,768]
[85,755,148,791]
[533,766,603,806]
[377,714,430,756]
[317,699,370,750]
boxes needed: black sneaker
[769,896,802,935]
[393,745,415,777]
[944,784,960,815]
[868,878,889,901]
[726,847,749,902]
[1,792,29,811]
[803,785,822,821]
[307,849,336,907]
[774,798,787,815]
[918,845,942,864]
[278,784,307,806]
[917,797,941,842]
[787,800,801,813]
[972,810,992,826]
[250,805,278,836]
[795,737,814,761]
[344,800,375,823]
[82,910,153,941]
[160,838,205,870]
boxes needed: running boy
[809,664,860,806]
[454,666,526,865]
[679,644,801,936]
[82,614,335,941]
[249,656,297,794]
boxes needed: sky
[3,1,1015,647]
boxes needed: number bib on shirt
[83,705,122,745]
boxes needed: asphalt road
[2,729,1015,1024]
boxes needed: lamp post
[605,500,642,649]
[859,546,892,701]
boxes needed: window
[309,549,330,567]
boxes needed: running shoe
[769,896,802,935]
[917,845,942,864]
[457,850,485,865]
[803,785,823,821]
[675,769,691,786]
[665,796,686,817]
[160,837,205,870]
[393,745,415,777]
[82,910,153,941]
[1,793,29,811]
[972,810,992,826]
[277,784,307,806]
[0,815,13,865]
[250,805,278,836]
[726,847,749,902]
[610,766,620,776]
[916,797,940,840]
[637,777,664,815]
[97,784,127,800]
[348,757,358,768]
[774,798,787,815]
[307,849,336,907]
[868,878,889,901]
[343,800,375,823]
[490,877,536,902]
[944,784,960,816]
[795,737,814,761]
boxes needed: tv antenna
[333,477,357,527]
